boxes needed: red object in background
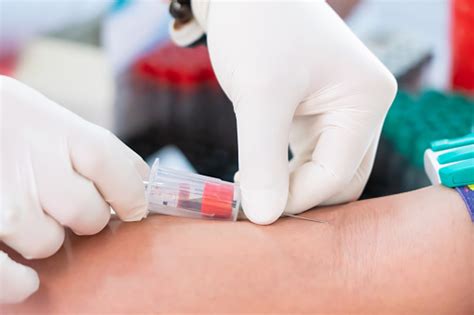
[451,0,474,94]
[0,54,17,76]
[120,40,238,172]
[134,42,217,87]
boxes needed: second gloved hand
[0,76,149,303]
[191,1,397,224]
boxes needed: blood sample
[145,159,240,221]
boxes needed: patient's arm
[2,186,472,314]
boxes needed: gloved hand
[187,0,397,224]
[0,76,149,303]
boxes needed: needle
[145,179,327,224]
[283,213,328,224]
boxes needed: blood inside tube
[146,159,239,221]
[177,182,234,219]
[201,183,234,218]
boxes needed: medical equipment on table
[145,159,327,223]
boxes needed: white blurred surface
[347,0,450,89]
[0,0,112,55]
[14,38,115,130]
[147,146,196,173]
[102,0,171,73]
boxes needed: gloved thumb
[0,251,39,304]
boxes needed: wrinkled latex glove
[0,76,149,303]
[190,0,397,224]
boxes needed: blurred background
[0,0,472,197]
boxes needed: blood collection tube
[145,159,240,221]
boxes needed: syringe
[145,159,240,221]
[145,159,327,223]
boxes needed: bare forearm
[2,186,472,314]
[322,185,472,313]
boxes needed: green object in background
[431,133,474,152]
[382,90,474,168]
[431,133,474,187]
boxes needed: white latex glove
[0,76,149,303]
[190,1,397,224]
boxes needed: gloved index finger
[235,95,297,225]
[230,56,308,225]
[69,124,149,222]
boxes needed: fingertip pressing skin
[235,171,287,224]
[241,186,287,225]
[233,172,286,224]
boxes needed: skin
[1,185,472,314]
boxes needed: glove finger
[286,115,376,214]
[114,138,150,181]
[0,251,39,304]
[69,123,149,222]
[1,195,64,260]
[34,157,111,236]
[233,171,240,184]
[234,95,296,225]
[321,132,380,205]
